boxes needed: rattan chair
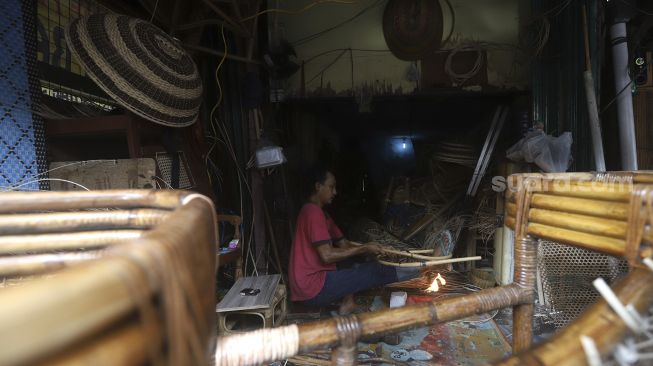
[0,190,217,366]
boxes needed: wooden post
[511,235,537,352]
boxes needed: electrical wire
[600,79,634,115]
[444,43,485,87]
[208,25,228,140]
[241,0,357,22]
[3,178,90,192]
[303,48,391,64]
[307,49,349,84]
[149,0,160,22]
[292,0,384,46]
[214,118,259,277]
[618,0,653,16]
[520,0,571,58]
[204,25,259,277]
[441,0,456,47]
[539,0,573,18]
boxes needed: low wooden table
[216,274,287,334]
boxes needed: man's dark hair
[302,165,332,200]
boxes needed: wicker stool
[216,275,287,335]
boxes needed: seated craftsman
[288,166,417,314]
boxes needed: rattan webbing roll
[215,325,299,366]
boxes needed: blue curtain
[0,0,48,190]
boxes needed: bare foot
[338,294,357,315]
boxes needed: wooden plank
[49,159,156,190]
[216,274,280,312]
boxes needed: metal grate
[538,240,629,329]
[36,0,115,110]
[155,152,194,190]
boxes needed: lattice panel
[36,0,103,77]
[538,240,629,328]
[36,0,114,108]
[0,0,48,191]
[155,152,195,189]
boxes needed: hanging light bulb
[402,138,407,150]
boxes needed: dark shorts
[302,261,398,307]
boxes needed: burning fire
[425,273,446,292]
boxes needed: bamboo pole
[545,181,631,201]
[503,219,626,256]
[509,171,653,184]
[507,177,633,201]
[528,208,627,239]
[215,284,531,366]
[42,320,161,366]
[531,194,629,220]
[0,190,186,213]
[0,209,169,235]
[528,223,625,256]
[0,258,142,366]
[0,251,102,277]
[511,236,537,352]
[0,230,145,254]
[493,268,653,366]
[504,216,515,230]
[512,193,636,214]
[506,202,516,218]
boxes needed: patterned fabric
[0,0,48,190]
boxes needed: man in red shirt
[289,167,414,314]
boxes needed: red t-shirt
[288,203,344,301]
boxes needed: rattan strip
[0,230,145,254]
[0,209,169,235]
[0,190,186,213]
[0,251,103,277]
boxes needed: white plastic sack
[506,130,572,172]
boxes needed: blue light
[402,142,407,149]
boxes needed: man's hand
[363,242,386,255]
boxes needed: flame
[425,273,446,292]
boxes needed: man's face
[316,172,337,205]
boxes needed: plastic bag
[506,130,572,172]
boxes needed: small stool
[216,274,287,335]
